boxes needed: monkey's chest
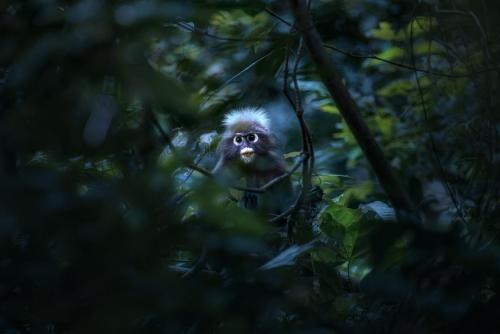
[239,157,284,182]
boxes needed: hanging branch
[181,245,208,279]
[267,19,317,231]
[408,8,466,226]
[291,37,314,193]
[289,0,415,213]
[269,192,302,224]
[284,35,315,180]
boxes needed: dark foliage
[1,0,499,333]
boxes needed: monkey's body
[213,108,293,220]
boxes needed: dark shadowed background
[1,0,500,333]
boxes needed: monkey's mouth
[240,147,255,163]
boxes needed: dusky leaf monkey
[212,107,293,218]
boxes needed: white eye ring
[247,133,258,143]
[233,135,243,145]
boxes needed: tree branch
[268,190,302,223]
[261,7,500,78]
[289,0,415,213]
[233,155,305,194]
[322,43,499,78]
[145,103,213,177]
[173,14,500,80]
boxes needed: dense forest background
[1,0,500,333]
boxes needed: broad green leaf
[314,174,343,195]
[321,203,361,229]
[319,203,362,259]
[339,181,374,205]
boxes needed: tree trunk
[289,0,415,213]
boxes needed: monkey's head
[218,107,274,165]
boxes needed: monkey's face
[233,132,260,164]
[223,131,271,164]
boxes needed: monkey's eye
[247,133,258,143]
[233,135,243,145]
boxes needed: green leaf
[371,22,404,41]
[310,247,344,265]
[366,46,404,67]
[376,79,413,97]
[320,103,340,114]
[373,113,394,138]
[339,181,374,205]
[313,173,344,195]
[319,203,362,259]
[321,203,361,229]
[284,151,301,159]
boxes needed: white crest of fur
[222,107,270,132]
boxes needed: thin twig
[261,6,500,78]
[268,190,302,223]
[273,19,316,228]
[173,21,276,42]
[322,43,499,78]
[291,37,314,193]
[178,152,207,186]
[408,7,466,225]
[146,105,214,177]
[264,8,293,27]
[203,50,275,103]
[181,246,208,279]
[233,155,305,193]
[435,8,491,60]
[174,13,500,80]
[282,40,297,110]
[291,37,311,191]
